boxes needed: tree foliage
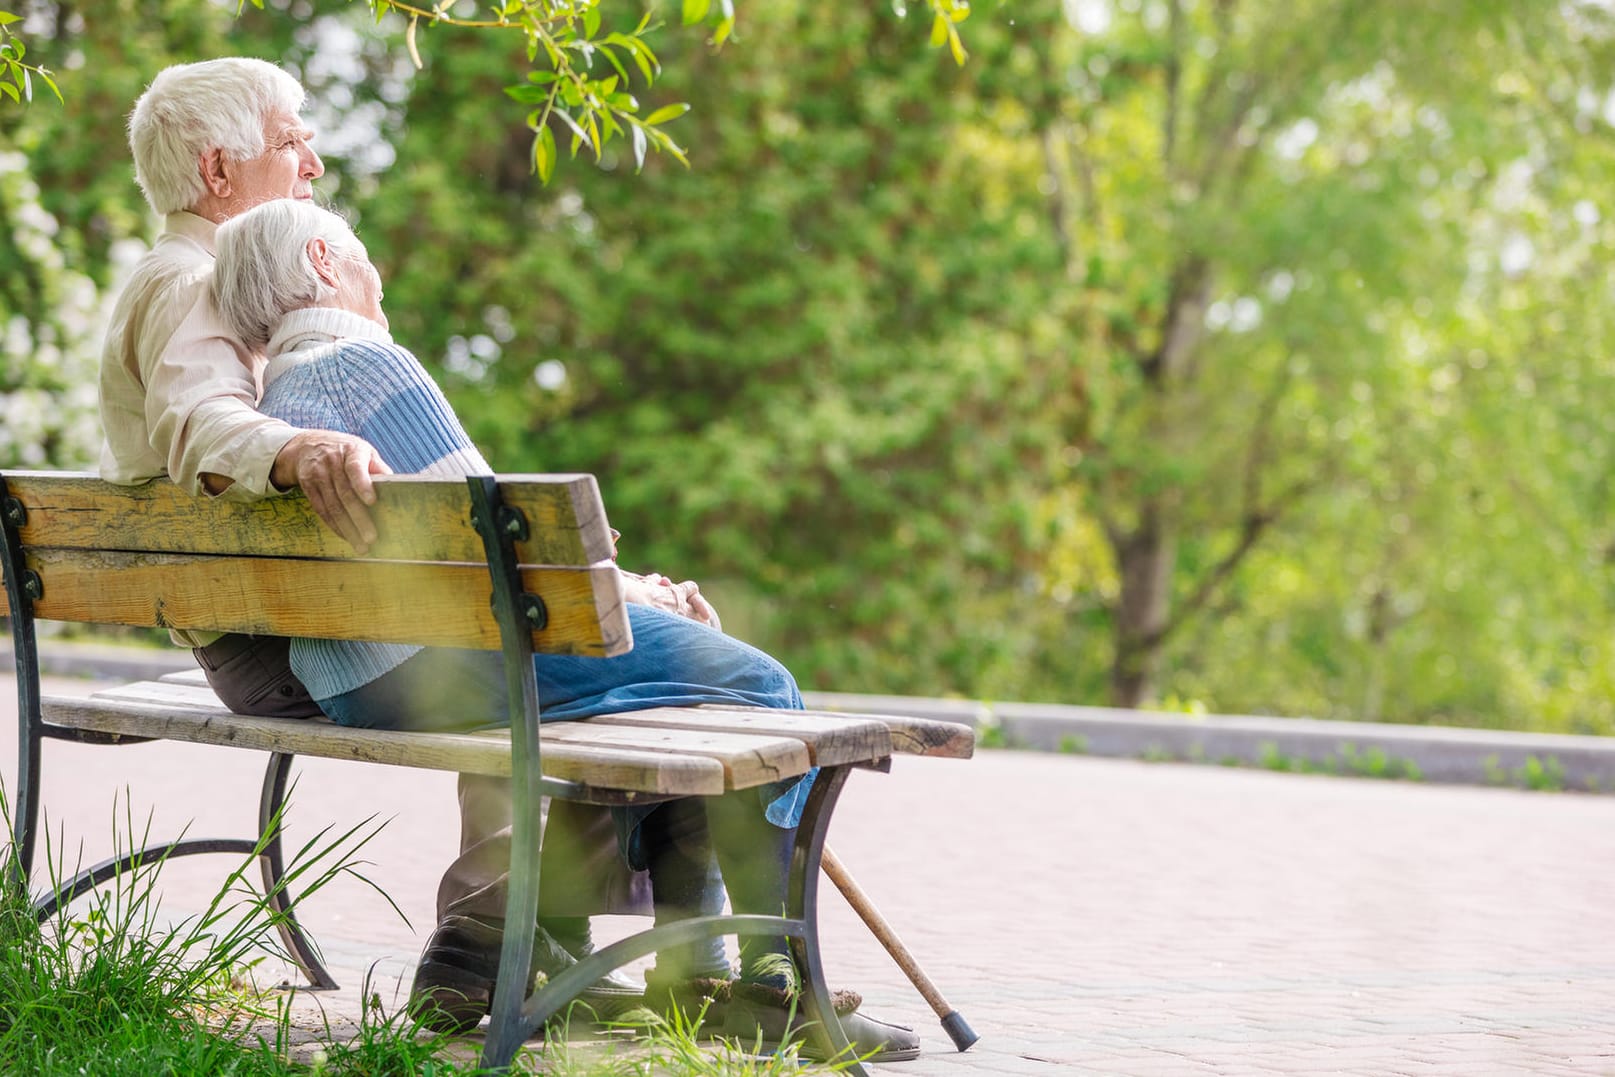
[5,0,1615,735]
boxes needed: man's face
[225,109,323,212]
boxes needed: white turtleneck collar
[263,307,395,388]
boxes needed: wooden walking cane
[820,844,979,1052]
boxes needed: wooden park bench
[0,469,974,1072]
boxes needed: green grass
[0,793,856,1075]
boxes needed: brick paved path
[5,674,1614,1075]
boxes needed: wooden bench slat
[42,696,727,795]
[592,708,892,767]
[86,681,829,790]
[24,548,630,656]
[1,472,614,566]
[698,704,975,759]
[103,684,892,769]
[153,670,968,759]
[533,723,812,788]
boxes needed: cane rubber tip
[940,1010,978,1052]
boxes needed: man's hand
[620,570,723,632]
[270,430,392,553]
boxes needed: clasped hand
[619,570,723,632]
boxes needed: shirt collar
[162,211,219,255]
[263,308,395,388]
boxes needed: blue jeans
[320,604,804,729]
[318,605,817,951]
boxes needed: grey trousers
[193,634,651,920]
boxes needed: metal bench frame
[1,472,873,1072]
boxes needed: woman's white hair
[128,58,306,215]
[213,200,367,350]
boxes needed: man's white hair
[128,58,306,216]
[214,200,367,350]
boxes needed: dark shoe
[538,919,645,1014]
[640,970,735,1032]
[725,980,921,1063]
[644,972,917,1063]
[409,915,645,1034]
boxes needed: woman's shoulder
[329,338,440,391]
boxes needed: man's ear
[307,237,340,288]
[199,148,232,198]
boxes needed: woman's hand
[619,570,723,632]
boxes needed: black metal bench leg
[10,627,41,883]
[786,765,868,1075]
[2,476,42,886]
[257,751,338,990]
[34,835,264,921]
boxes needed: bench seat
[41,675,970,797]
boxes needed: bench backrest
[0,471,630,656]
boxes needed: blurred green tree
[1018,0,1615,718]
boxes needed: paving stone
[7,673,1615,1074]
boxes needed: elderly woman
[210,199,917,1060]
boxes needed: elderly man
[98,58,383,715]
[96,58,649,1028]
[209,197,920,1061]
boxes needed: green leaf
[600,44,629,84]
[948,24,967,65]
[37,67,58,103]
[682,0,710,26]
[0,12,21,25]
[598,75,618,97]
[582,6,600,39]
[644,102,690,125]
[554,106,590,150]
[526,70,559,84]
[504,83,548,103]
[629,44,656,83]
[0,80,16,102]
[930,13,948,47]
[533,122,555,183]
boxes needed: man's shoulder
[111,239,212,321]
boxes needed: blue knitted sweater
[256,308,490,701]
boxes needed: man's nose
[303,147,325,180]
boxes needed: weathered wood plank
[42,695,726,795]
[152,671,970,758]
[535,723,813,789]
[698,704,974,759]
[594,707,892,767]
[108,686,885,770]
[24,547,631,656]
[159,669,211,687]
[89,681,826,790]
[1,471,614,566]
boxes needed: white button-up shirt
[97,211,297,498]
